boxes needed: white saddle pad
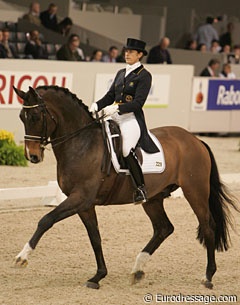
[105,122,165,174]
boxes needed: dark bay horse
[13,85,238,289]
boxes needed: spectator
[57,17,73,36]
[185,39,197,50]
[219,63,236,79]
[116,47,126,62]
[147,37,172,64]
[221,44,231,55]
[24,30,48,59]
[228,44,240,64]
[22,2,41,26]
[2,28,19,58]
[195,16,219,51]
[56,34,84,61]
[197,43,207,52]
[210,39,221,53]
[40,3,58,32]
[102,46,119,63]
[199,58,220,77]
[90,49,103,62]
[0,30,8,58]
[219,22,234,49]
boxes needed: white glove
[104,105,119,117]
[89,102,98,113]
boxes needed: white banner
[0,71,73,108]
[94,73,170,107]
[191,77,209,111]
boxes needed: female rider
[90,38,159,204]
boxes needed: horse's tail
[197,141,239,252]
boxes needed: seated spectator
[22,2,41,26]
[2,28,19,58]
[185,39,197,50]
[102,46,119,63]
[56,34,84,61]
[147,37,172,64]
[228,44,240,64]
[0,30,8,58]
[57,17,73,36]
[200,58,220,77]
[219,22,234,49]
[219,63,236,79]
[40,3,58,32]
[197,43,207,52]
[221,44,231,55]
[194,16,219,51]
[90,49,103,62]
[116,47,125,62]
[24,30,48,59]
[210,39,221,53]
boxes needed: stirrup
[133,186,147,205]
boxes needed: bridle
[22,101,54,148]
[22,98,110,174]
[22,100,103,149]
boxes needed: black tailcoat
[96,65,159,153]
[200,67,212,77]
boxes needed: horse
[13,85,238,290]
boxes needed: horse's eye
[22,110,40,123]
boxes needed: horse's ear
[28,86,40,98]
[13,86,26,100]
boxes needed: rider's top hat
[124,38,148,56]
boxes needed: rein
[22,102,105,149]
[47,118,102,148]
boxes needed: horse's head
[14,86,56,163]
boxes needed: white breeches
[111,112,140,157]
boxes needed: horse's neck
[54,104,93,136]
[50,105,95,161]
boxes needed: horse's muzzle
[29,154,42,163]
[25,141,44,163]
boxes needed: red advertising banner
[0,71,73,108]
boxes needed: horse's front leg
[14,193,88,267]
[78,207,107,289]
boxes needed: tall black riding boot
[124,149,147,204]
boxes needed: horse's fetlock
[98,268,107,278]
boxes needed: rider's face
[124,49,142,65]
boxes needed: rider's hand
[89,102,98,113]
[104,105,119,117]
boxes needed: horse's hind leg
[131,194,174,284]
[78,207,107,289]
[182,185,216,289]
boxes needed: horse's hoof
[130,270,145,285]
[84,281,100,289]
[14,257,28,268]
[201,278,213,289]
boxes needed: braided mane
[36,85,93,119]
